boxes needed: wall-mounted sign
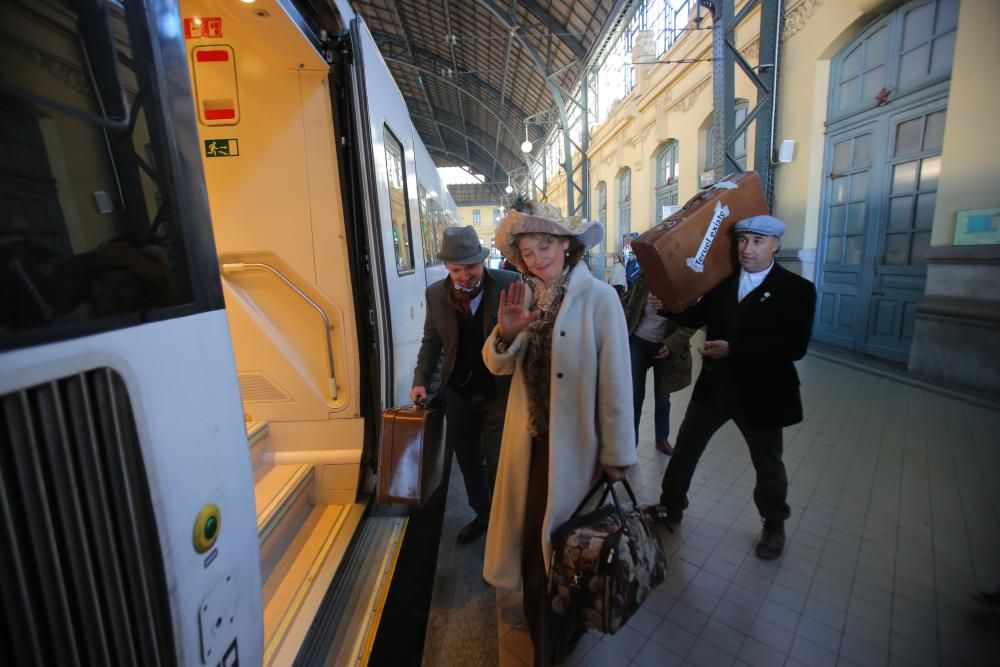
[183,17,223,39]
[192,46,240,126]
[205,139,239,158]
[954,208,1000,245]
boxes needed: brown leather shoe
[755,519,785,560]
[655,438,673,455]
[456,518,488,544]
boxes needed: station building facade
[538,0,998,395]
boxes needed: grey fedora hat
[438,225,489,264]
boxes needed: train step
[247,420,372,665]
[292,515,408,666]
[255,463,314,582]
[246,420,270,469]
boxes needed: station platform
[421,350,1000,667]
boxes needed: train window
[383,127,415,275]
[418,182,443,267]
[0,0,199,349]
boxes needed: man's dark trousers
[442,386,504,520]
[660,372,790,522]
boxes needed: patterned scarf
[522,267,571,437]
[446,277,485,319]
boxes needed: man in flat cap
[649,215,816,559]
[411,226,520,543]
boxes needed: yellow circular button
[193,503,221,553]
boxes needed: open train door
[346,17,446,504]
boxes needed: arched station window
[702,100,749,176]
[617,168,631,251]
[654,140,680,220]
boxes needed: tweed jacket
[668,262,817,428]
[481,262,637,590]
[622,275,696,394]
[413,267,520,398]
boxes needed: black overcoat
[669,262,817,428]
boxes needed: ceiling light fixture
[505,175,513,194]
[520,124,533,154]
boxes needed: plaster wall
[930,0,1000,246]
[543,0,998,264]
[455,205,500,247]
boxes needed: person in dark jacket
[622,273,696,455]
[411,226,520,543]
[624,247,640,290]
[649,215,816,560]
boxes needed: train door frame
[348,18,430,411]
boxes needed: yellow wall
[931,0,1000,244]
[455,204,502,251]
[543,0,997,265]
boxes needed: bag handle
[569,474,641,523]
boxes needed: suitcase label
[686,200,729,273]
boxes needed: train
[0,0,463,664]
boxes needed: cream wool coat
[481,262,637,590]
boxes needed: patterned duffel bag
[548,476,668,634]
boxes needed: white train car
[0,0,460,663]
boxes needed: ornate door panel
[864,105,945,361]
[816,127,880,348]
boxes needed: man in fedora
[411,225,520,543]
[649,215,816,560]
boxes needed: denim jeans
[628,335,671,443]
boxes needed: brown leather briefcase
[631,172,769,313]
[377,403,445,506]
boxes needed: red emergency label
[192,45,240,126]
[184,17,223,39]
[196,49,230,63]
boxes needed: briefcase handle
[570,475,641,525]
[412,393,443,410]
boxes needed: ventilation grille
[238,371,292,402]
[0,368,176,666]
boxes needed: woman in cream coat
[482,201,636,665]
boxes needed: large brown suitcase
[378,403,445,506]
[631,172,769,313]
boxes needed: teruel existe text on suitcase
[631,172,769,313]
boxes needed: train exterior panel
[1,0,461,663]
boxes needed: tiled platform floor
[497,353,1000,666]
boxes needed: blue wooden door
[814,0,958,362]
[865,104,946,361]
[816,125,881,349]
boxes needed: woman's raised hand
[497,281,540,342]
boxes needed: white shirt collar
[469,291,484,314]
[738,261,774,302]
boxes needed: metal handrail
[221,262,338,401]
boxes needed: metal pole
[754,0,782,208]
[709,0,735,182]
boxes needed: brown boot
[755,519,785,560]
[655,438,673,455]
